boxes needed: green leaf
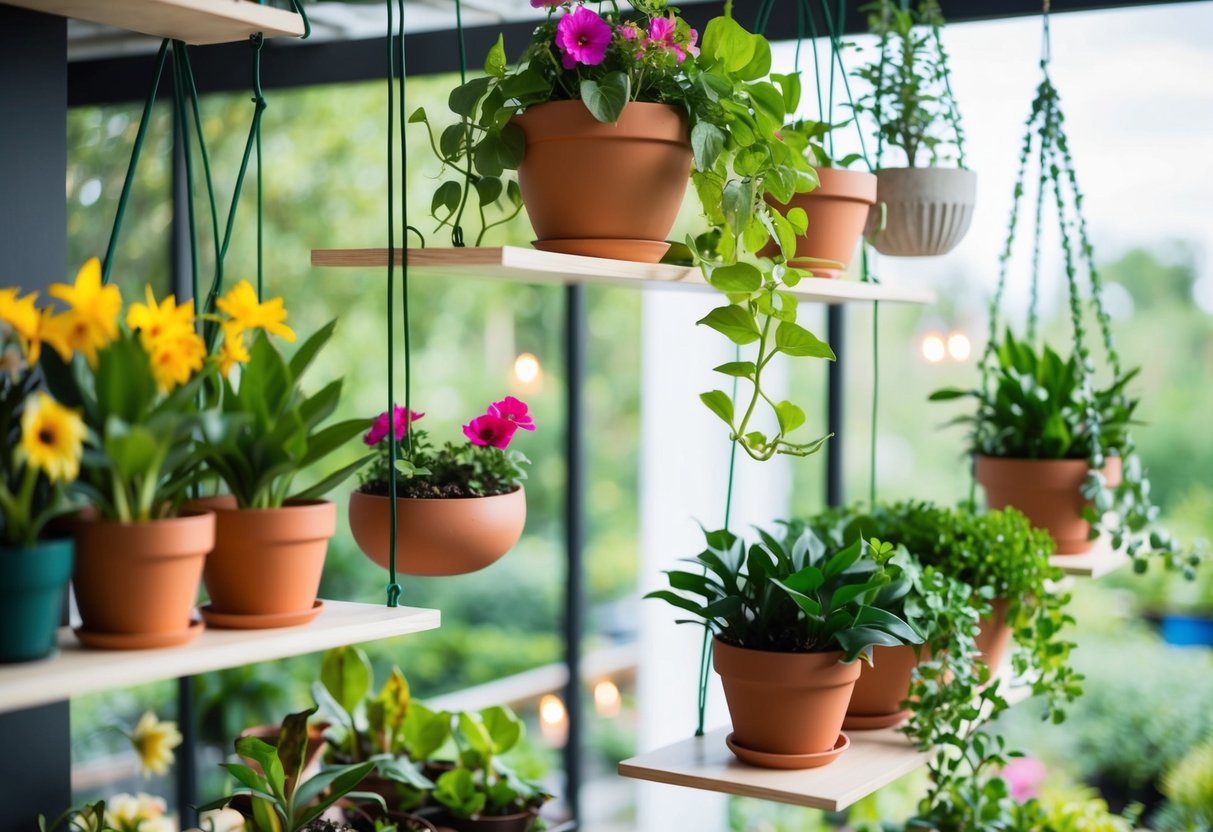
[320,646,372,715]
[771,72,802,112]
[277,707,318,796]
[927,387,972,401]
[701,16,756,72]
[786,207,808,235]
[501,67,552,101]
[484,34,507,78]
[691,121,726,171]
[771,577,822,617]
[407,107,428,124]
[449,76,492,118]
[402,702,452,760]
[854,605,923,644]
[775,321,835,359]
[708,262,763,294]
[699,390,735,427]
[288,319,336,379]
[580,71,630,123]
[292,452,375,502]
[774,401,805,434]
[713,361,756,379]
[474,176,503,206]
[698,305,761,345]
[481,705,523,754]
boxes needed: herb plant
[647,526,923,661]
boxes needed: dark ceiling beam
[68,0,1201,107]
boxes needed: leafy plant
[851,0,967,168]
[1154,739,1213,830]
[198,321,370,509]
[201,706,382,832]
[433,705,550,820]
[647,525,923,661]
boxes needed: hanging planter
[763,166,878,277]
[515,101,692,263]
[865,167,976,256]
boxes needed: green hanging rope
[398,0,412,462]
[254,34,265,300]
[384,0,402,608]
[170,42,202,306]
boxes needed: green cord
[170,43,202,306]
[254,35,265,300]
[385,0,401,608]
[870,301,879,506]
[398,0,412,460]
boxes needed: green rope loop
[289,0,312,39]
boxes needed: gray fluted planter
[865,167,977,257]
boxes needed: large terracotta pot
[975,455,1123,554]
[762,167,878,277]
[713,639,859,768]
[199,498,335,627]
[348,488,526,577]
[864,167,977,257]
[843,644,920,730]
[514,101,692,263]
[0,538,73,663]
[73,511,214,649]
[975,598,1012,672]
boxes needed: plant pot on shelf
[196,497,336,629]
[975,597,1012,672]
[348,488,526,577]
[975,455,1123,555]
[72,510,214,650]
[0,538,73,663]
[423,809,539,832]
[864,167,977,257]
[513,101,692,264]
[761,167,878,277]
[713,638,858,769]
[842,643,920,730]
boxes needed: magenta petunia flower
[1000,757,1047,803]
[555,5,613,70]
[489,396,537,431]
[647,16,694,62]
[463,413,519,449]
[364,406,424,446]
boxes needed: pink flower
[463,413,519,449]
[364,406,424,446]
[1001,757,1047,803]
[489,396,536,431]
[556,5,612,70]
[617,22,640,41]
[647,16,694,62]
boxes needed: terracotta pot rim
[208,498,334,516]
[976,454,1094,466]
[875,165,975,175]
[515,100,690,146]
[713,638,846,664]
[351,486,523,504]
[78,508,215,532]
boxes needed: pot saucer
[843,709,911,731]
[75,619,204,650]
[199,599,324,630]
[725,732,850,770]
[532,238,671,263]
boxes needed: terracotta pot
[72,511,213,647]
[713,638,859,763]
[425,810,539,832]
[0,538,73,663]
[200,498,336,621]
[843,644,919,730]
[514,101,691,263]
[975,598,1012,672]
[761,167,878,277]
[864,167,977,257]
[348,488,526,577]
[975,455,1122,555]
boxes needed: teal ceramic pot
[0,538,73,663]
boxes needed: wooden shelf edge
[7,0,305,45]
[1049,536,1125,578]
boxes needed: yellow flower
[148,330,207,392]
[105,792,169,832]
[33,306,73,365]
[20,392,85,484]
[0,288,41,357]
[128,712,182,778]
[47,258,123,366]
[216,280,296,342]
[126,286,196,352]
[215,321,250,378]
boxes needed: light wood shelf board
[0,600,439,715]
[311,246,936,305]
[1049,536,1125,578]
[7,0,305,45]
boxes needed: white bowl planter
[865,167,977,257]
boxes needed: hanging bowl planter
[865,167,977,256]
[976,455,1122,555]
[0,538,73,663]
[72,510,213,650]
[762,167,878,277]
[348,487,526,577]
[514,101,692,264]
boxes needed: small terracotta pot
[864,167,977,257]
[713,639,859,762]
[514,101,692,263]
[72,511,213,645]
[843,644,920,730]
[975,598,1012,672]
[761,167,878,277]
[975,455,1122,554]
[200,498,336,620]
[348,488,526,577]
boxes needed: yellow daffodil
[0,288,41,357]
[126,286,196,353]
[216,280,296,342]
[215,321,250,378]
[32,306,73,365]
[47,258,123,366]
[127,711,182,778]
[105,793,171,832]
[147,330,207,392]
[19,392,85,483]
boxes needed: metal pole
[826,304,845,507]
[562,283,586,824]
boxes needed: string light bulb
[947,332,972,361]
[513,352,540,384]
[538,694,567,746]
[593,680,621,719]
[921,333,947,363]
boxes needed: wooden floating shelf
[1049,536,1125,578]
[0,600,439,715]
[7,0,306,45]
[310,246,937,306]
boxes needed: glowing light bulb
[513,352,540,385]
[921,333,946,363]
[538,694,568,746]
[947,332,972,361]
[593,680,622,719]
